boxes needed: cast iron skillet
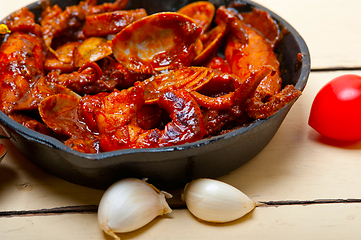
[0,0,310,190]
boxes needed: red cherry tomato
[308,74,361,141]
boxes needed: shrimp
[225,14,301,119]
[40,0,129,59]
[2,7,41,36]
[0,32,44,114]
[83,82,205,151]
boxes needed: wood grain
[2,203,361,240]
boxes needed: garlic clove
[98,178,172,240]
[182,178,256,223]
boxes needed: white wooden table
[1,0,361,239]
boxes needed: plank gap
[311,67,361,72]
[2,199,361,218]
[0,205,98,218]
[259,198,361,207]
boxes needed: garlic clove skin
[98,178,172,239]
[182,178,256,223]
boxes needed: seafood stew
[0,0,302,153]
[0,0,309,189]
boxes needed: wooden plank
[0,141,105,211]
[0,0,33,17]
[1,203,361,240]
[249,0,361,70]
